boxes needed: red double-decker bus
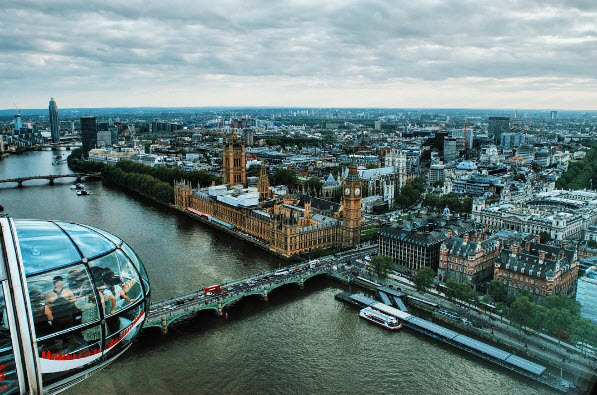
[204,284,221,294]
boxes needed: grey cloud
[0,0,596,107]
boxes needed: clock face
[345,187,351,195]
[355,188,360,196]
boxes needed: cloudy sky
[1,0,596,110]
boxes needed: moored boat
[359,307,403,330]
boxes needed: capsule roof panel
[13,220,121,275]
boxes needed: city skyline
[2,0,597,110]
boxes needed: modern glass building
[80,116,97,157]
[577,265,597,324]
[48,98,59,144]
[0,216,150,393]
[488,116,510,144]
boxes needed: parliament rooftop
[0,215,150,394]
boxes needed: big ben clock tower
[342,163,362,248]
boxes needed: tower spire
[258,161,270,200]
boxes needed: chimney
[538,250,546,262]
[534,234,541,243]
[511,243,520,255]
[447,230,452,238]
[561,241,567,249]
[525,242,530,252]
[463,233,469,243]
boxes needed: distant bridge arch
[0,173,100,187]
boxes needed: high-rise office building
[488,116,510,143]
[49,98,60,143]
[449,129,473,150]
[550,110,558,121]
[500,133,528,148]
[80,116,98,156]
[96,130,112,147]
[13,114,22,132]
[443,137,458,163]
[243,129,255,146]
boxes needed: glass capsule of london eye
[0,216,150,394]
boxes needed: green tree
[528,305,548,331]
[571,318,597,349]
[543,294,581,316]
[271,168,298,190]
[396,178,425,209]
[445,280,477,305]
[413,266,435,292]
[508,296,534,329]
[544,308,573,339]
[487,280,507,303]
[370,255,395,279]
[305,177,323,195]
[587,240,597,249]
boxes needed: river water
[0,150,553,394]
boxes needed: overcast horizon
[2,0,597,110]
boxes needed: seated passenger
[109,276,137,309]
[67,269,87,325]
[74,288,101,344]
[44,276,79,332]
[30,289,52,338]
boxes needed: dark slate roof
[298,195,340,212]
[380,219,475,248]
[442,236,499,257]
[496,242,577,280]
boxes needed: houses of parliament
[174,134,362,257]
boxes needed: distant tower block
[222,134,247,186]
[49,97,60,143]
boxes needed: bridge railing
[148,245,377,310]
[150,264,333,309]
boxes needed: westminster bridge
[144,244,377,333]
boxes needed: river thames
[0,150,554,394]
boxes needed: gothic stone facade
[174,167,362,258]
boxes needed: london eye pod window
[0,217,150,393]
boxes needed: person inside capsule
[0,218,150,393]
